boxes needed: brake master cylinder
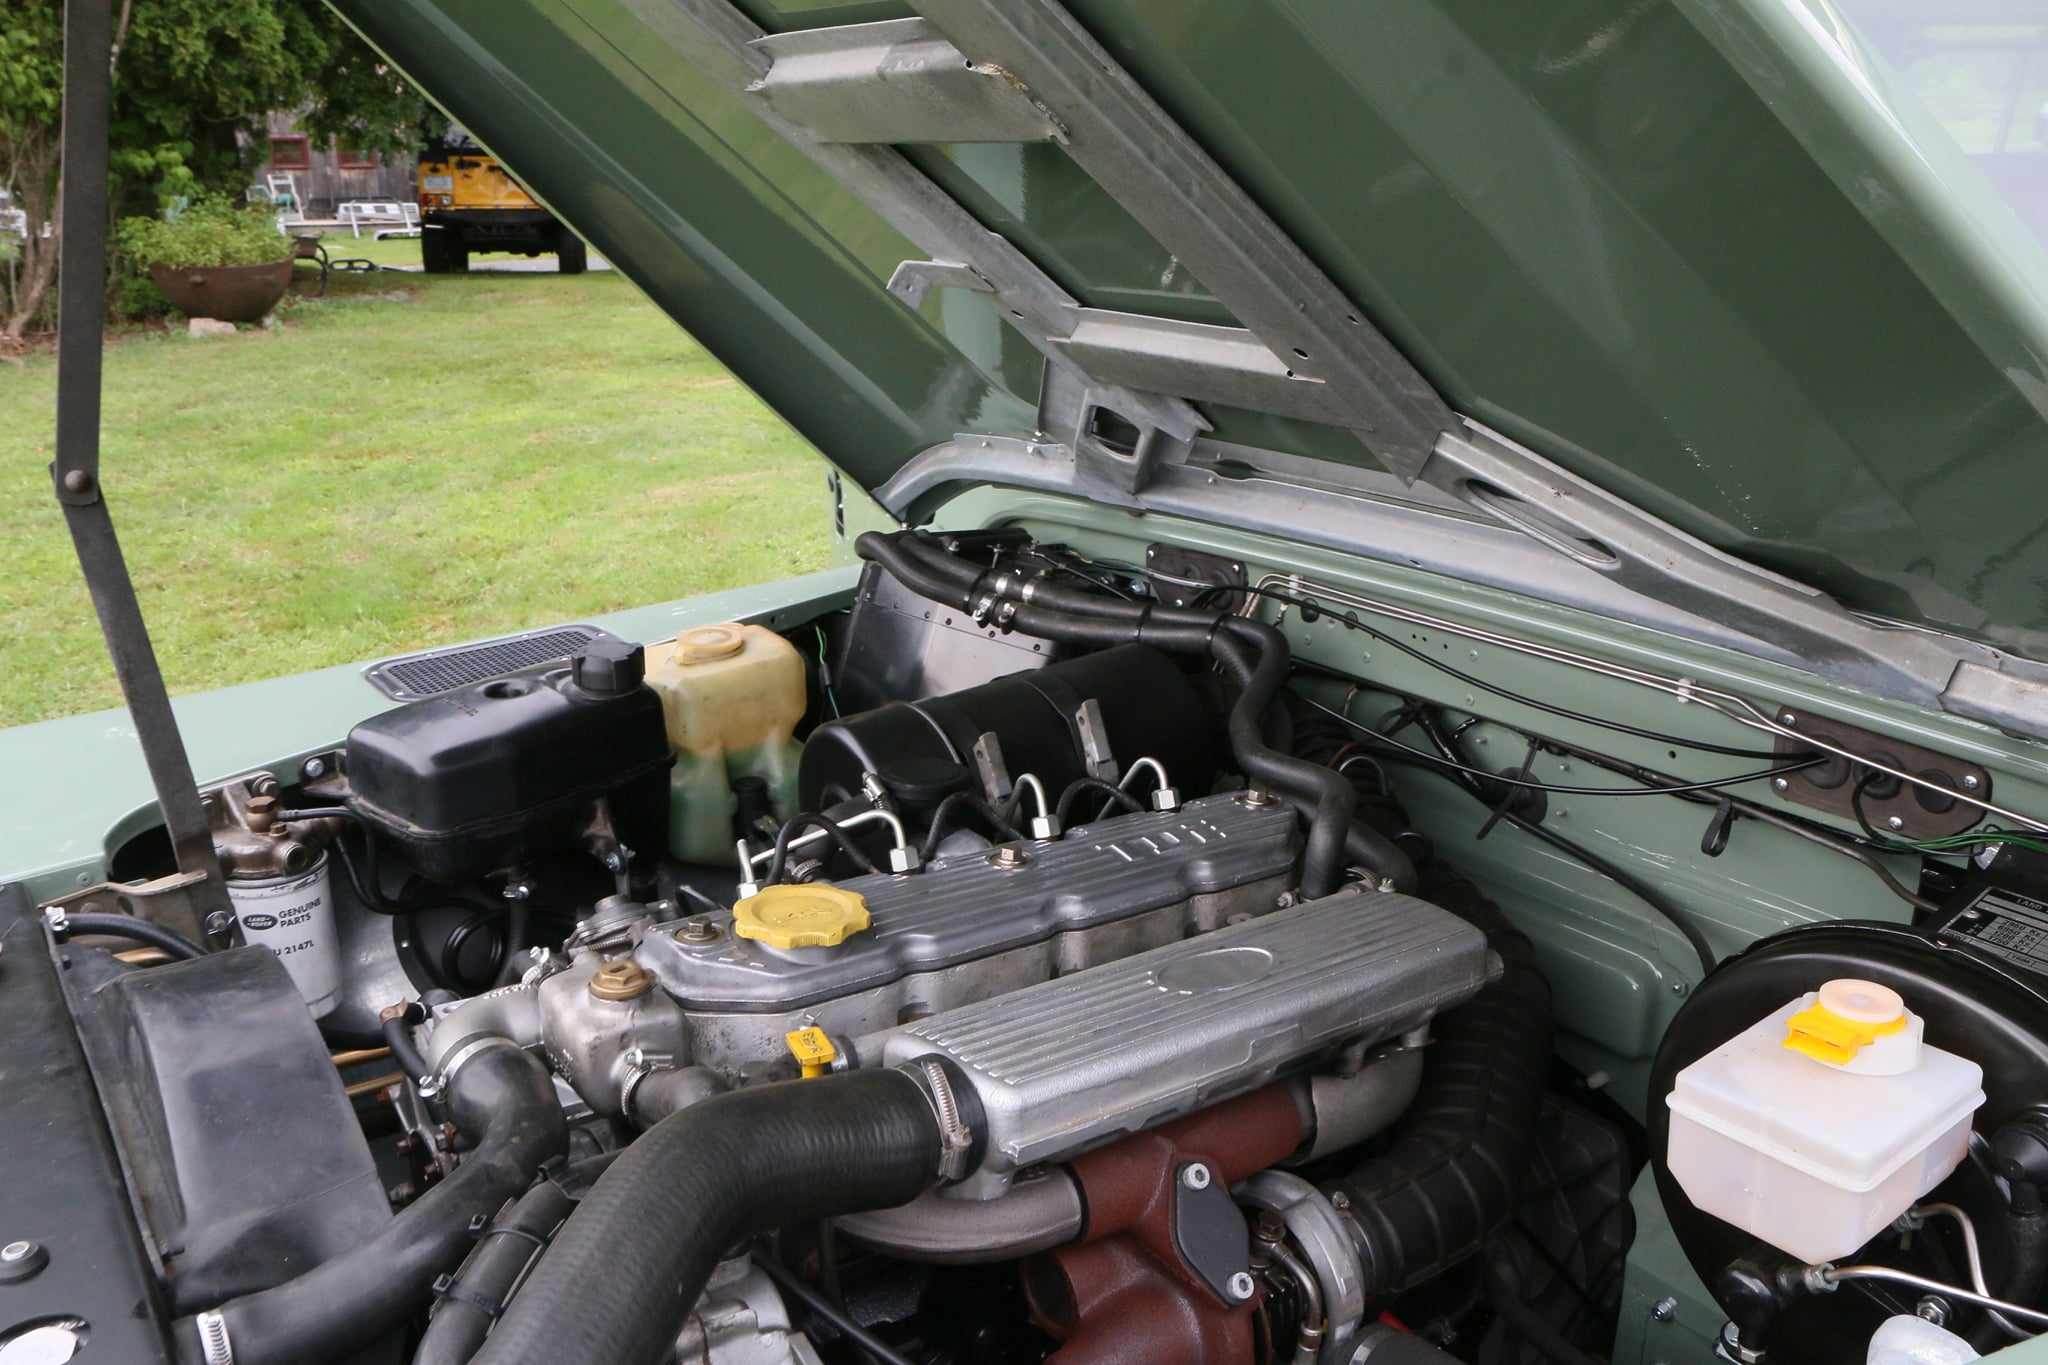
[1664,978,1985,1263]
[643,623,805,863]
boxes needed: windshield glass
[1836,0,2048,247]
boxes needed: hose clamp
[915,1059,975,1184]
[618,1047,676,1124]
[434,1033,522,1093]
[195,1310,234,1365]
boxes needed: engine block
[636,793,1300,1078]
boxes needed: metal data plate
[876,887,1493,1178]
[638,793,1298,1013]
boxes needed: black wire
[752,1250,920,1365]
[1048,548,1792,759]
[918,791,1025,861]
[765,812,880,886]
[1300,693,1821,798]
[58,911,207,960]
[1525,728,1940,912]
[1054,776,1144,825]
[1399,707,1719,974]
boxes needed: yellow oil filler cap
[732,883,871,949]
[785,1027,839,1078]
[1784,978,1909,1067]
[675,623,747,664]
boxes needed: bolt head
[1181,1163,1212,1191]
[1780,712,1798,727]
[301,756,327,780]
[1238,788,1273,808]
[677,917,721,945]
[61,469,91,494]
[1227,1271,1257,1301]
[989,846,1029,870]
[1962,774,1981,791]
[1771,777,1790,793]
[1652,1296,1678,1322]
[0,1239,47,1283]
[1887,815,1906,831]
[205,911,233,937]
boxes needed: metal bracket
[38,870,215,945]
[909,0,1460,478]
[1771,709,1989,842]
[643,0,1456,476]
[1073,699,1118,783]
[886,259,993,311]
[748,18,1062,145]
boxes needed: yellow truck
[415,130,586,274]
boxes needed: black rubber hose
[381,1001,432,1085]
[413,1152,622,1365]
[765,811,881,886]
[470,1068,942,1365]
[174,1041,568,1365]
[60,911,206,959]
[1325,874,1554,1297]
[1480,1250,1604,1365]
[919,790,1025,860]
[1054,776,1144,825]
[860,531,1404,896]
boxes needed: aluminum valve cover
[873,887,1493,1183]
[638,793,1298,1013]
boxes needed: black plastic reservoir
[344,640,673,880]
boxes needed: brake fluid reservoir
[1665,979,1984,1264]
[644,623,806,863]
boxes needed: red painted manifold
[1022,1084,1305,1365]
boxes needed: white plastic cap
[1818,978,1905,1027]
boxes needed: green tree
[0,0,431,340]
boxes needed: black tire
[420,228,452,274]
[557,231,588,275]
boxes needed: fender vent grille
[363,625,612,701]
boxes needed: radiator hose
[175,1038,568,1365]
[469,1066,949,1365]
[856,531,1413,897]
[1326,874,1553,1296]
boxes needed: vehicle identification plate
[422,175,454,190]
[1940,886,2048,978]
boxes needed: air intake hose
[856,530,1412,896]
[1325,875,1553,1295]
[469,1067,948,1365]
[176,1038,568,1365]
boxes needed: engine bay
[12,525,2048,1365]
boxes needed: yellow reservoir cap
[732,883,870,949]
[1785,978,1908,1066]
[675,623,747,664]
[785,1027,839,1078]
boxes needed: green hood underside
[330,0,2048,664]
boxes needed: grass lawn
[0,235,831,728]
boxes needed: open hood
[328,0,2048,730]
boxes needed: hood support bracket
[46,0,231,933]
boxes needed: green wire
[814,625,841,718]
